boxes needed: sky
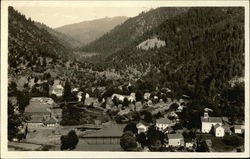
[14,7,151,28]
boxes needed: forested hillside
[8,6,72,75]
[35,22,81,49]
[81,7,189,55]
[55,16,128,46]
[103,7,245,122]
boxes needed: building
[167,133,184,147]
[77,91,83,102]
[51,84,64,97]
[144,93,151,100]
[214,124,225,137]
[201,112,222,133]
[85,93,90,99]
[25,97,52,126]
[136,122,149,134]
[44,116,58,127]
[156,117,172,131]
[111,93,136,102]
[84,97,98,106]
[81,125,124,145]
[135,102,143,111]
[234,125,244,134]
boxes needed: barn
[81,125,124,145]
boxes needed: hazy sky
[14,7,151,28]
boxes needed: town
[8,79,245,152]
[7,6,245,153]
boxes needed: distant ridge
[55,16,128,46]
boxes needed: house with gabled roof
[201,112,223,133]
[167,133,184,147]
[234,125,244,134]
[214,124,225,137]
[136,122,150,134]
[156,117,172,131]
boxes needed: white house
[85,93,90,99]
[234,125,244,134]
[51,84,64,97]
[111,93,136,102]
[156,117,172,132]
[77,91,83,102]
[136,122,149,134]
[214,124,225,137]
[144,93,151,100]
[167,134,184,147]
[201,112,222,133]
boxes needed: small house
[234,125,244,134]
[51,84,64,97]
[167,133,184,147]
[144,93,151,100]
[84,97,98,106]
[77,91,83,102]
[136,122,149,134]
[156,117,172,131]
[214,124,225,137]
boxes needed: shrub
[222,135,244,147]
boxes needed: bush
[60,130,79,150]
[222,135,244,147]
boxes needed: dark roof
[167,133,183,139]
[83,125,124,137]
[234,125,243,129]
[27,115,44,123]
[201,116,222,123]
[214,124,222,129]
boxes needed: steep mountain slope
[8,6,72,75]
[105,7,244,95]
[55,16,128,46]
[80,7,189,55]
[102,7,244,122]
[34,22,81,49]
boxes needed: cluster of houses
[136,116,187,148]
[201,111,244,137]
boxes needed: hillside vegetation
[81,8,189,55]
[101,7,244,122]
[55,16,128,46]
[8,6,73,75]
[35,22,81,49]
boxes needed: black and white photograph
[1,0,249,158]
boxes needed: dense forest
[96,7,245,123]
[81,7,189,56]
[8,6,73,75]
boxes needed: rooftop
[167,133,183,139]
[83,125,125,137]
[156,117,171,124]
[201,116,222,123]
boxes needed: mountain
[80,7,189,55]
[105,7,244,98]
[34,22,81,49]
[100,7,244,123]
[8,6,72,75]
[55,16,128,46]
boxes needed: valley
[7,6,245,152]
